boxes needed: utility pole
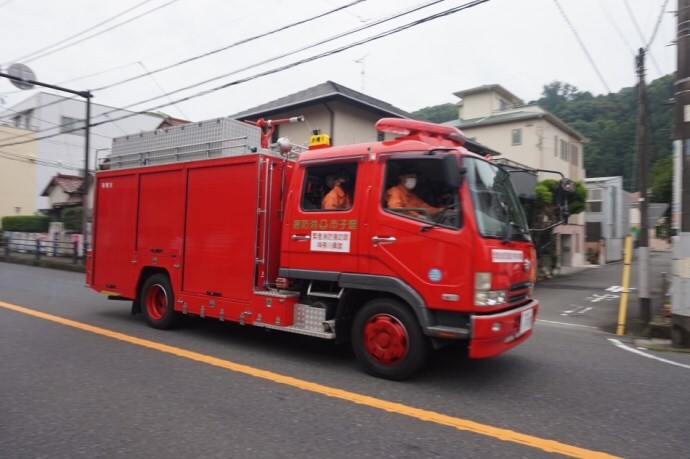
[672,0,690,346]
[636,48,651,324]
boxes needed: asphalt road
[1,259,689,458]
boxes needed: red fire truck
[87,117,569,379]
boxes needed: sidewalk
[549,249,673,338]
[0,251,85,273]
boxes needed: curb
[0,256,85,273]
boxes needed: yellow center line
[0,300,619,459]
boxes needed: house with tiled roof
[444,84,588,268]
[41,173,85,219]
[230,81,413,147]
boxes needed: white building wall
[263,101,382,148]
[0,92,163,210]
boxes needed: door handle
[372,236,396,244]
[291,234,311,241]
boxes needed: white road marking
[561,305,593,316]
[607,339,690,370]
[537,319,598,329]
[605,286,636,293]
[585,293,619,303]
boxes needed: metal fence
[1,234,84,265]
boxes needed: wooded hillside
[412,75,675,201]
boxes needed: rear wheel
[141,273,179,329]
[351,298,429,380]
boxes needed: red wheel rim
[362,314,409,365]
[146,284,167,320]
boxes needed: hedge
[1,215,51,232]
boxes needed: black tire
[351,298,429,380]
[141,273,179,329]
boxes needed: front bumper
[468,300,539,358]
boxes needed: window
[587,188,603,213]
[60,116,86,136]
[300,163,357,212]
[587,202,602,212]
[570,144,578,165]
[382,157,461,229]
[511,128,522,146]
[499,99,509,110]
[560,139,569,161]
[586,222,602,242]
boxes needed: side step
[254,303,335,339]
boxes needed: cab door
[283,160,365,274]
[366,156,472,309]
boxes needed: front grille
[508,281,531,306]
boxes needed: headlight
[475,290,507,306]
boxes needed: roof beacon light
[375,118,465,146]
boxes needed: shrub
[62,207,83,233]
[1,215,51,232]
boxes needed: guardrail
[1,235,85,265]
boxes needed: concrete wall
[0,124,36,220]
[0,93,163,210]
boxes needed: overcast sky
[0,0,678,123]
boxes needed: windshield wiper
[420,202,460,233]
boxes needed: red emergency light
[375,118,465,146]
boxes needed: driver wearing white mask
[386,167,441,219]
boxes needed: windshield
[465,157,531,242]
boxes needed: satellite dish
[7,63,36,90]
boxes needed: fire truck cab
[88,117,540,380]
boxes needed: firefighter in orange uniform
[386,168,441,219]
[322,173,352,210]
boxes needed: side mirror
[555,178,576,224]
[441,154,461,189]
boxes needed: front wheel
[351,298,429,380]
[141,273,179,330]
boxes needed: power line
[0,0,369,137]
[598,1,636,56]
[553,0,611,93]
[93,0,449,117]
[622,0,663,76]
[137,61,189,119]
[0,0,439,144]
[0,105,112,140]
[646,0,671,50]
[14,0,180,65]
[90,0,368,92]
[8,0,156,64]
[0,0,491,150]
[0,150,85,172]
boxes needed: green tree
[62,207,83,233]
[412,103,457,123]
[534,75,674,191]
[649,157,673,204]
